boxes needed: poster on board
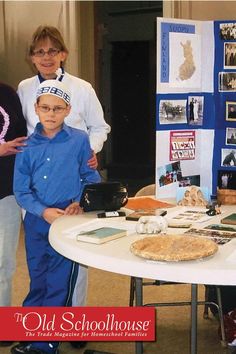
[156,18,214,94]
[156,18,236,199]
[169,130,195,161]
[155,17,215,199]
[155,130,214,199]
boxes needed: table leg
[216,286,227,346]
[134,277,143,354]
[190,284,198,354]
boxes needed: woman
[18,25,110,167]
[0,82,26,346]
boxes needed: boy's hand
[42,208,65,224]
[0,136,27,156]
[64,202,83,215]
[87,151,98,169]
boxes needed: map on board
[178,40,196,81]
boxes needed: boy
[18,29,110,348]
[12,80,101,354]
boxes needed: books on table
[221,213,236,225]
[184,227,236,245]
[205,223,236,233]
[165,208,211,227]
[126,209,167,221]
[76,227,127,244]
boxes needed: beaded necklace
[0,106,10,143]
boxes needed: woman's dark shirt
[0,82,27,199]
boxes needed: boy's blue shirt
[13,122,101,217]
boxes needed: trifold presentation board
[156,17,236,199]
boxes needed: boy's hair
[29,25,68,56]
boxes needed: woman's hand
[0,137,27,156]
[87,151,98,169]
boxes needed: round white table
[49,211,236,286]
[49,208,236,354]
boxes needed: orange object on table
[125,197,174,210]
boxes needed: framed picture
[226,101,236,121]
[159,99,187,125]
[224,43,236,69]
[220,22,236,40]
[218,170,236,190]
[187,96,204,126]
[221,148,236,167]
[219,73,236,92]
[226,127,236,145]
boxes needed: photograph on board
[219,72,236,91]
[226,127,236,145]
[159,99,187,124]
[220,22,236,40]
[218,170,236,189]
[178,174,200,187]
[157,161,182,187]
[224,43,236,68]
[226,101,236,121]
[187,96,204,125]
[221,148,236,167]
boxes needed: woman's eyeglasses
[33,48,60,57]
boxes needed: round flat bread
[130,234,218,261]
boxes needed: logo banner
[0,307,155,341]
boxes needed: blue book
[76,227,127,244]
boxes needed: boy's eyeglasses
[37,105,67,114]
[33,48,60,57]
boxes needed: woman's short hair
[29,25,68,56]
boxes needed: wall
[164,0,236,20]
[79,2,95,87]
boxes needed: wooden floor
[0,229,234,354]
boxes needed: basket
[217,188,236,205]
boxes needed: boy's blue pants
[23,204,79,353]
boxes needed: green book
[205,224,236,233]
[221,213,236,225]
[77,227,127,244]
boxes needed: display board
[156,17,236,199]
